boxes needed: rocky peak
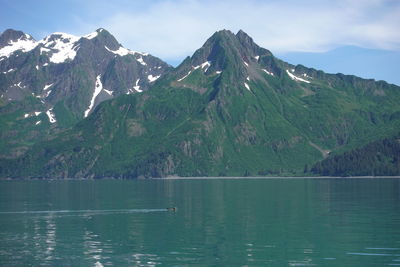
[236,29,251,42]
[236,29,271,57]
[187,29,273,71]
[40,32,79,49]
[173,29,284,99]
[82,28,121,50]
[184,29,244,72]
[0,29,34,48]
[0,27,171,123]
[0,29,37,58]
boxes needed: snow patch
[34,111,42,116]
[84,75,104,117]
[177,70,192,82]
[103,88,114,96]
[216,71,222,74]
[15,82,25,88]
[42,33,80,64]
[254,56,260,61]
[35,65,39,70]
[133,79,142,92]
[193,61,211,72]
[105,46,148,57]
[35,121,41,125]
[137,57,147,66]
[133,86,142,93]
[45,90,52,98]
[84,31,98,40]
[246,76,250,81]
[40,47,51,55]
[46,108,56,123]
[262,69,274,76]
[0,36,37,58]
[24,113,30,118]
[148,74,160,83]
[43,63,49,67]
[202,61,211,72]
[179,61,211,82]
[43,83,54,91]
[244,82,251,91]
[286,70,310,83]
[243,61,249,67]
[2,68,15,74]
[105,46,130,56]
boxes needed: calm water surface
[0,178,399,266]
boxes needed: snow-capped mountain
[0,28,170,121]
[2,28,400,178]
[0,28,171,158]
[2,29,399,178]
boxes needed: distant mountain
[278,46,400,87]
[1,29,400,178]
[0,28,171,157]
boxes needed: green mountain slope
[1,30,400,178]
[311,134,400,176]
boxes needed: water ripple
[347,252,394,256]
[0,208,168,215]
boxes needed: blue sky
[1,0,399,85]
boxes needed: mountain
[310,135,400,176]
[1,29,400,178]
[0,28,171,157]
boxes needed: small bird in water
[166,207,177,212]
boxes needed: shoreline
[160,176,400,180]
[1,176,400,181]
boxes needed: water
[0,178,399,266]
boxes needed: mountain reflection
[0,178,399,266]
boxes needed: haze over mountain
[0,28,399,178]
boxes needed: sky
[1,0,399,85]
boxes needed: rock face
[1,29,400,178]
[0,28,171,157]
[0,28,170,117]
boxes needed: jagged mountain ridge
[0,28,171,157]
[0,28,170,114]
[1,29,400,178]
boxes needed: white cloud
[72,0,400,62]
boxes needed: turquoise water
[0,178,399,266]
